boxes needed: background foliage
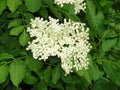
[0,0,120,90]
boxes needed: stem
[0,56,26,65]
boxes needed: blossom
[26,17,91,75]
[54,0,86,14]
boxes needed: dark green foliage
[0,0,120,89]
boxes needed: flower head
[26,17,91,75]
[54,0,86,14]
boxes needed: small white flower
[26,17,91,75]
[54,0,86,14]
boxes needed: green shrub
[0,0,120,90]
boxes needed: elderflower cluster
[54,0,86,14]
[26,17,91,75]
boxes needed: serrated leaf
[102,38,117,52]
[19,30,30,46]
[7,0,22,12]
[39,7,48,19]
[93,78,118,90]
[86,0,104,36]
[10,25,24,36]
[83,70,91,84]
[8,18,22,29]
[24,12,34,24]
[0,0,7,15]
[89,63,103,81]
[24,72,38,85]
[7,11,20,18]
[52,66,61,84]
[66,85,77,90]
[36,71,44,81]
[103,61,120,86]
[114,37,120,50]
[69,15,80,22]
[61,75,81,84]
[62,4,75,15]
[10,60,26,87]
[62,11,80,21]
[0,78,9,90]
[0,64,9,84]
[6,84,22,90]
[88,56,104,81]
[0,53,14,61]
[11,49,27,57]
[76,68,91,83]
[49,7,62,21]
[99,0,113,7]
[0,46,6,53]
[42,0,53,6]
[32,82,47,90]
[76,69,84,77]
[25,0,42,13]
[44,66,51,83]
[101,29,118,40]
[25,56,43,73]
[115,23,120,31]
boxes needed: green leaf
[83,70,91,84]
[49,6,62,21]
[66,84,77,90]
[42,0,53,6]
[6,85,22,90]
[0,0,7,15]
[25,0,42,13]
[102,38,117,52]
[76,67,91,83]
[10,25,24,36]
[93,78,118,90]
[19,30,30,46]
[0,53,14,61]
[23,12,34,24]
[7,0,22,12]
[24,72,38,85]
[0,64,9,84]
[61,75,81,84]
[89,63,103,81]
[0,46,6,54]
[76,70,84,77]
[101,29,118,40]
[99,0,113,7]
[8,18,22,29]
[11,49,27,57]
[115,23,120,32]
[50,81,64,90]
[32,82,47,90]
[62,4,75,15]
[103,61,120,86]
[114,37,120,50]
[39,7,48,19]
[86,0,104,36]
[62,11,80,21]
[7,11,20,18]
[25,56,43,73]
[88,55,104,81]
[9,60,26,87]
[68,15,80,22]
[51,66,61,84]
[0,77,9,90]
[38,82,47,90]
[43,66,52,83]
[36,70,44,81]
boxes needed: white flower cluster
[26,17,91,75]
[54,0,86,14]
